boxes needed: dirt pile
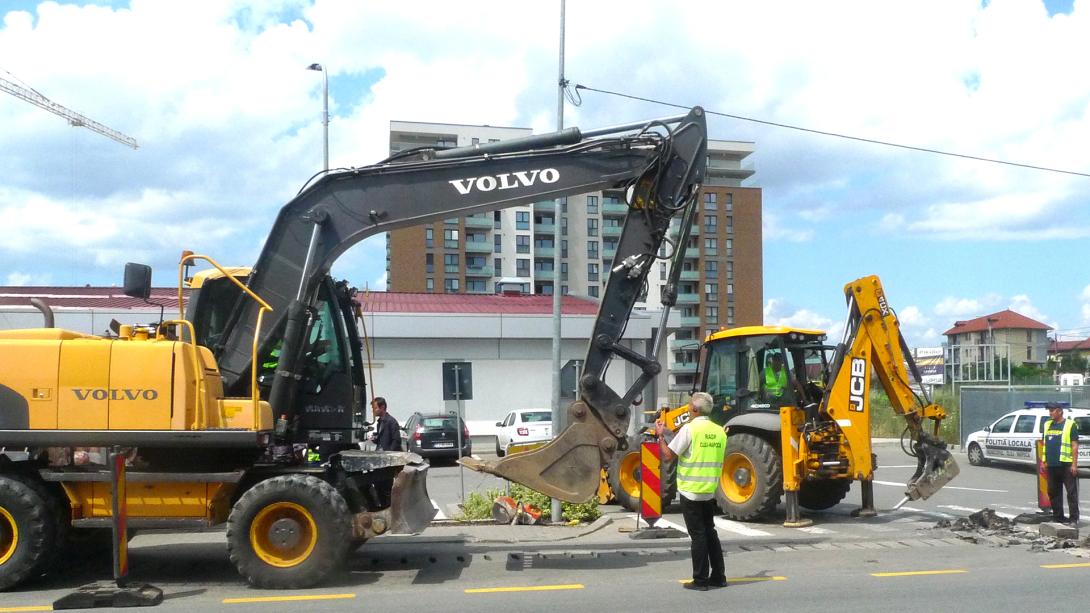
[933,507,1090,554]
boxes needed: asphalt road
[4,525,1087,612]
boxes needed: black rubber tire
[495,439,505,458]
[797,479,852,511]
[227,474,351,589]
[606,435,643,512]
[0,473,63,591]
[967,443,987,466]
[715,433,783,521]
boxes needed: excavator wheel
[227,474,351,589]
[715,433,783,521]
[0,473,64,591]
[797,479,852,511]
[606,435,676,512]
[606,438,643,512]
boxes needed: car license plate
[434,442,454,448]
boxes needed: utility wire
[574,84,1090,179]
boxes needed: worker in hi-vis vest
[1043,402,1080,525]
[657,391,727,591]
[764,353,787,400]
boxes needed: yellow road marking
[678,576,786,584]
[465,584,584,594]
[872,569,967,577]
[0,607,54,612]
[1041,562,1090,569]
[223,593,356,604]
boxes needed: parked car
[495,408,553,457]
[402,412,472,460]
[964,404,1090,467]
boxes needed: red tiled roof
[359,292,600,315]
[1051,338,1090,352]
[0,287,183,310]
[943,309,1051,336]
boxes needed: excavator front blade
[460,401,614,502]
[903,434,960,501]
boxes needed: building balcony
[465,215,493,229]
[601,225,623,237]
[464,240,492,253]
[535,247,555,258]
[671,361,698,374]
[534,201,559,213]
[602,201,628,215]
[684,246,701,259]
[603,247,616,261]
[670,338,701,351]
[679,316,701,327]
[534,222,556,234]
[679,270,699,281]
[534,269,555,280]
[676,292,700,304]
[465,266,494,277]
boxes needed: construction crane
[0,75,138,149]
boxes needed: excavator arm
[202,108,708,501]
[821,276,959,502]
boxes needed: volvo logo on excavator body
[448,168,560,195]
[72,388,159,401]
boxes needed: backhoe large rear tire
[0,473,64,591]
[606,435,676,512]
[715,433,782,521]
[797,479,851,511]
[227,474,351,589]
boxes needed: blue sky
[2,0,1090,349]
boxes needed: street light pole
[307,63,329,172]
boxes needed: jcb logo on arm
[448,168,559,195]
[848,358,867,412]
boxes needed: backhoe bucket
[461,401,614,502]
[338,450,436,538]
[903,434,960,501]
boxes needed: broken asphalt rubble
[934,508,1090,554]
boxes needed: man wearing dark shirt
[1043,403,1080,525]
[371,397,402,452]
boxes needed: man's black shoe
[708,577,728,588]
[683,582,708,591]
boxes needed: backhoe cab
[600,276,959,526]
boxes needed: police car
[965,403,1090,467]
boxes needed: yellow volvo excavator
[472,275,960,526]
[0,107,709,589]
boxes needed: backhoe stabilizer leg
[851,479,878,518]
[460,402,615,502]
[782,490,813,528]
[904,435,960,501]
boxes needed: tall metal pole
[550,0,566,524]
[307,63,329,172]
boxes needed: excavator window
[702,334,797,416]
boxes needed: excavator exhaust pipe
[904,433,960,501]
[460,401,614,502]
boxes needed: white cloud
[1009,294,1056,329]
[764,297,843,341]
[763,212,813,243]
[933,294,1003,318]
[5,272,33,286]
[372,271,388,292]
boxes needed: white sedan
[495,409,553,457]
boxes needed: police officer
[1043,402,1080,525]
[656,391,727,591]
[764,353,787,400]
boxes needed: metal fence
[958,385,1090,446]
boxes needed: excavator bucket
[903,434,960,501]
[461,401,614,502]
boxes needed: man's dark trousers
[1047,465,1079,522]
[679,496,725,585]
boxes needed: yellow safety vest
[1043,419,1076,464]
[765,366,786,396]
[677,417,727,495]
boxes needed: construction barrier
[640,441,661,524]
[1035,439,1051,512]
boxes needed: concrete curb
[379,514,614,546]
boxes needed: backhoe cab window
[257,288,347,394]
[702,334,796,415]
